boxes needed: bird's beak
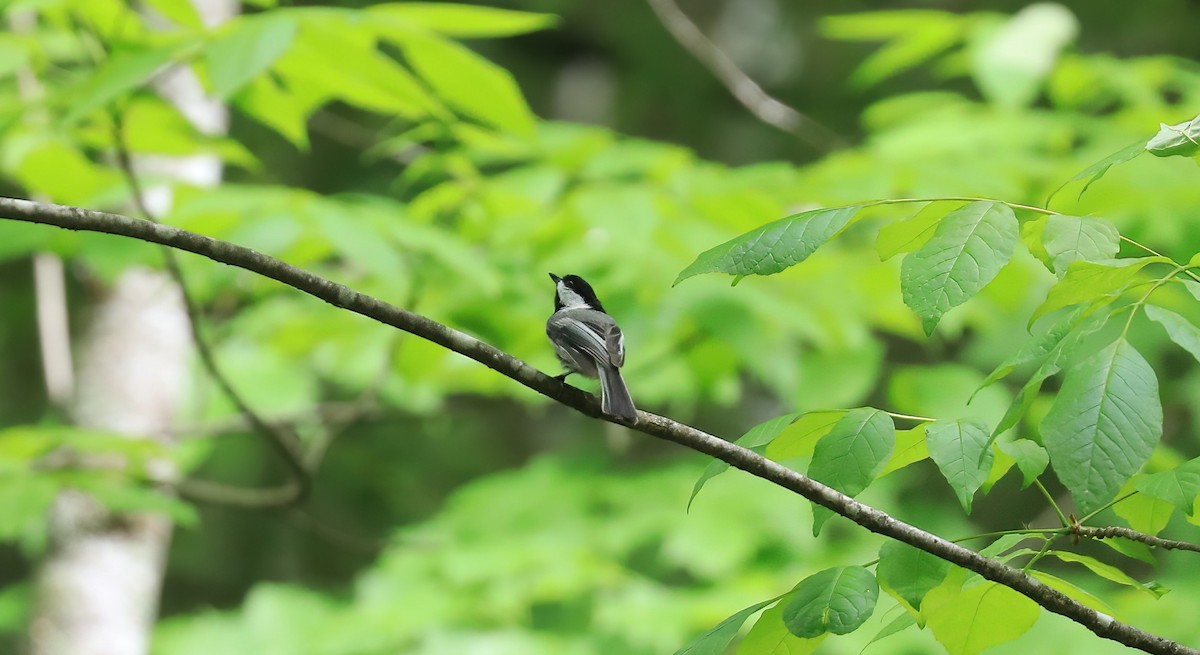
[548,273,561,283]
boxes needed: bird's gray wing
[605,324,624,368]
[547,311,611,364]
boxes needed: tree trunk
[26,2,236,653]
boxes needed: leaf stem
[951,527,1066,544]
[1034,479,1070,527]
[1079,491,1138,524]
[1121,266,1186,340]
[869,196,1058,216]
[1023,535,1059,572]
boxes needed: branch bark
[0,195,1195,655]
[645,0,844,151]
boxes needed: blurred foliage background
[1,0,1200,653]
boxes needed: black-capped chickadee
[546,273,638,423]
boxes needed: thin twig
[110,112,310,506]
[2,196,1195,655]
[645,0,843,152]
[1075,525,1200,554]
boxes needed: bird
[546,273,638,423]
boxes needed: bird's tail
[598,366,637,423]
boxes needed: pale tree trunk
[26,2,237,654]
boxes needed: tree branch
[110,112,310,507]
[1076,525,1200,554]
[645,0,844,152]
[0,195,1194,655]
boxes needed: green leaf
[1146,114,1200,158]
[782,567,878,638]
[64,40,196,123]
[926,418,994,513]
[235,75,309,149]
[998,439,1048,488]
[675,206,861,285]
[675,596,781,655]
[1114,479,1174,536]
[737,600,825,655]
[1046,141,1146,205]
[1145,305,1200,364]
[879,424,930,476]
[398,32,536,137]
[1028,571,1116,618]
[1042,339,1162,514]
[900,201,1018,334]
[687,413,800,510]
[1098,536,1157,565]
[1028,257,1167,327]
[981,443,1014,493]
[876,541,951,619]
[971,3,1078,108]
[976,305,1087,394]
[863,611,916,651]
[1045,551,1157,596]
[0,34,30,81]
[368,3,558,38]
[764,410,846,461]
[142,0,204,29]
[1040,215,1120,274]
[205,13,298,100]
[73,478,198,527]
[808,409,895,535]
[990,308,1109,437]
[876,201,957,261]
[978,533,1036,560]
[1134,458,1200,514]
[923,579,1040,655]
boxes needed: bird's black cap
[550,273,606,313]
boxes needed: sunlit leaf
[674,596,781,655]
[782,566,878,638]
[737,600,825,655]
[368,3,558,38]
[1040,214,1120,274]
[1046,141,1145,205]
[1042,339,1162,514]
[676,206,860,285]
[687,413,800,510]
[205,13,298,100]
[1114,479,1174,536]
[808,409,895,535]
[971,3,1078,107]
[142,0,204,29]
[821,11,964,87]
[764,410,846,461]
[926,418,993,513]
[1146,113,1200,158]
[1028,571,1117,618]
[924,578,1040,655]
[879,424,929,476]
[398,32,536,137]
[64,39,197,123]
[1046,551,1158,596]
[876,201,959,261]
[901,201,1018,334]
[234,75,309,149]
[1028,257,1168,327]
[863,611,916,651]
